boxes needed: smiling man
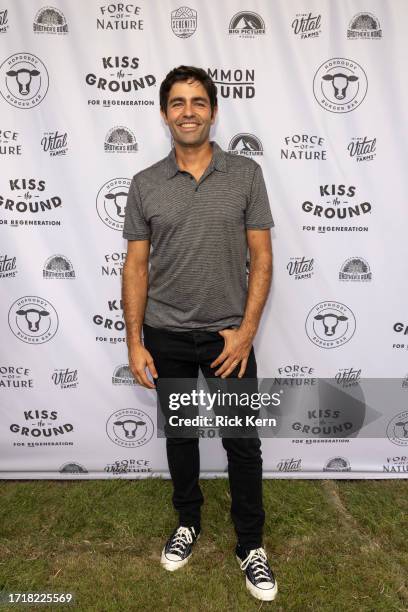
[122,66,277,601]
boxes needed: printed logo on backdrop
[106,408,154,448]
[112,364,137,386]
[94,298,125,344]
[0,254,17,278]
[171,6,197,38]
[96,178,130,231]
[339,257,371,281]
[8,296,59,344]
[33,7,68,34]
[291,12,321,39]
[305,301,356,349]
[287,257,314,280]
[301,184,371,234]
[347,13,382,39]
[52,368,78,389]
[392,323,408,351]
[323,457,351,471]
[41,130,68,156]
[228,134,263,157]
[105,458,152,474]
[0,178,62,229]
[0,130,22,155]
[313,58,367,113]
[0,53,49,108]
[335,367,361,388]
[59,462,88,474]
[229,12,265,37]
[102,251,126,277]
[383,455,408,473]
[387,412,408,446]
[276,458,302,472]
[0,9,8,33]
[43,255,75,279]
[276,365,315,379]
[281,135,327,161]
[207,68,255,99]
[97,4,143,30]
[86,56,155,107]
[348,136,376,162]
[104,127,138,153]
[0,366,33,389]
[10,409,73,448]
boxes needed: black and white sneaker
[160,526,200,572]
[236,544,278,601]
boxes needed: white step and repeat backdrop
[1,0,408,479]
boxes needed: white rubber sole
[160,533,200,572]
[236,555,278,601]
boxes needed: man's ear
[160,108,168,125]
[211,105,218,124]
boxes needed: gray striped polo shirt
[123,141,274,331]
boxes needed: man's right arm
[122,239,158,389]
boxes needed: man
[122,66,277,602]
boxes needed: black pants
[142,323,265,550]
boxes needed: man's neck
[174,140,213,173]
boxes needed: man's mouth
[177,122,200,130]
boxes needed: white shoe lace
[168,526,194,555]
[240,547,272,582]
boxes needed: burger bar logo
[383,456,408,473]
[171,6,197,38]
[60,462,88,474]
[41,130,68,156]
[0,366,33,389]
[0,130,22,156]
[387,412,408,446]
[43,255,75,279]
[52,368,78,389]
[0,254,17,278]
[313,58,367,113]
[105,458,152,474]
[348,136,376,162]
[228,133,263,157]
[276,458,302,472]
[0,9,8,33]
[0,53,49,109]
[276,365,315,379]
[33,7,68,34]
[291,12,321,38]
[10,409,73,446]
[323,457,351,471]
[112,364,137,386]
[207,68,255,99]
[287,256,314,280]
[102,251,126,277]
[106,408,154,448]
[339,257,371,282]
[94,298,126,344]
[229,12,265,37]
[104,126,137,153]
[305,301,356,349]
[335,367,361,387]
[347,13,382,39]
[302,185,371,233]
[96,177,130,231]
[281,135,327,161]
[0,178,63,229]
[86,56,155,107]
[97,4,143,30]
[8,296,59,344]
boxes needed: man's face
[161,78,217,147]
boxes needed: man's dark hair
[159,65,218,116]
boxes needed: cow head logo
[0,53,49,109]
[8,296,59,344]
[107,409,154,448]
[387,411,408,446]
[313,58,367,113]
[305,301,356,348]
[96,178,131,231]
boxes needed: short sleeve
[122,176,151,240]
[245,164,275,229]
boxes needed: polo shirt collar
[166,140,227,179]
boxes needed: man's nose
[182,101,194,116]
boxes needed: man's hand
[210,328,254,379]
[128,342,158,389]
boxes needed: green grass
[0,479,407,611]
